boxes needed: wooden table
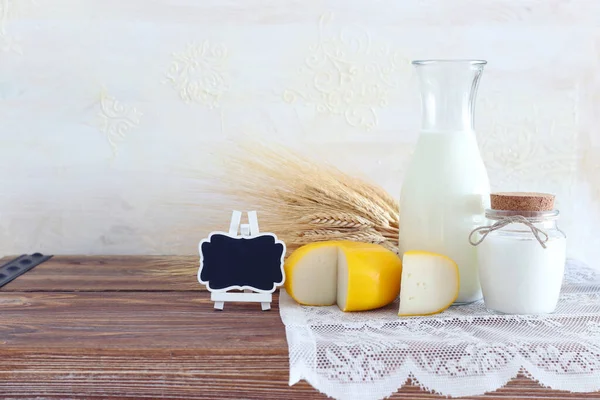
[0,256,597,399]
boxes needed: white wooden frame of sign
[198,210,286,311]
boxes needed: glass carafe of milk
[399,60,490,304]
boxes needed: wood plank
[0,350,593,400]
[0,255,200,292]
[0,290,597,399]
[0,351,595,400]
[1,256,599,399]
[0,292,280,348]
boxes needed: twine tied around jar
[469,215,550,249]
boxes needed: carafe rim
[412,59,487,66]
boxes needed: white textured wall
[1,1,599,264]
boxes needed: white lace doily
[279,259,600,399]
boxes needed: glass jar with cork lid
[469,192,567,314]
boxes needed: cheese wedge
[398,251,459,316]
[284,242,338,306]
[284,241,402,312]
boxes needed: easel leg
[214,301,224,310]
[261,302,271,311]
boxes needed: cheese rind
[398,251,459,316]
[337,242,403,312]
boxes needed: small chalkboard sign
[198,210,286,310]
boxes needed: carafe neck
[414,60,486,133]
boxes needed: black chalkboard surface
[198,232,286,293]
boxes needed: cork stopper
[490,192,555,212]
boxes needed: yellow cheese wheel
[284,241,402,312]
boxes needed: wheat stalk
[198,141,400,255]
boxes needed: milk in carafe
[398,60,490,304]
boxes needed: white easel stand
[212,292,272,311]
[211,210,272,311]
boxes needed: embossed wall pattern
[0,0,599,266]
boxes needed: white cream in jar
[470,193,567,315]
